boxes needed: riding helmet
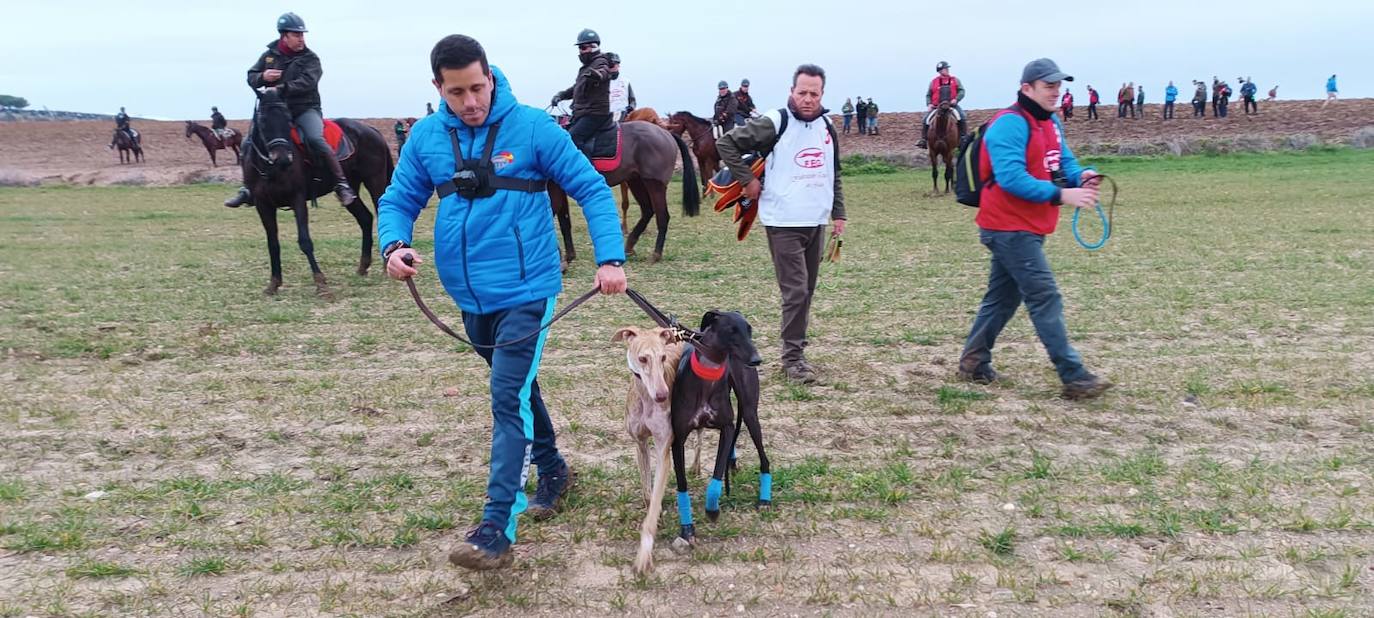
[276,12,308,33]
[718,80,729,89]
[936,61,951,71]
[741,79,750,87]
[575,28,600,46]
[605,52,620,65]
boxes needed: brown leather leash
[400,255,703,349]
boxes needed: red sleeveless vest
[975,107,1066,235]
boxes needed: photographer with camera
[378,35,626,571]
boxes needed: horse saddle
[212,128,236,142]
[588,121,622,172]
[706,154,766,241]
[289,119,355,162]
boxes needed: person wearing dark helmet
[713,80,738,138]
[734,78,757,126]
[605,52,636,122]
[224,13,357,208]
[211,106,227,131]
[917,61,967,149]
[551,28,613,158]
[956,58,1112,401]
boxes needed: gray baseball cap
[1021,58,1073,84]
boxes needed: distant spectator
[1135,85,1144,119]
[1163,81,1178,119]
[855,96,868,135]
[1211,76,1220,117]
[1192,80,1207,117]
[841,97,854,134]
[1240,77,1258,115]
[426,102,434,116]
[1323,75,1338,107]
[1087,86,1099,120]
[1217,81,1232,117]
[393,119,407,155]
[1117,83,1129,118]
[1266,85,1278,101]
[1060,89,1074,118]
[866,97,879,135]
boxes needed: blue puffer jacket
[378,66,624,315]
[1165,85,1178,103]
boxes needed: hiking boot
[525,462,575,521]
[956,366,1001,385]
[447,521,513,571]
[784,362,817,385]
[223,186,253,208]
[1062,373,1115,401]
[333,182,358,205]
[916,138,928,149]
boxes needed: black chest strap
[436,122,549,198]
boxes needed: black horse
[242,89,393,298]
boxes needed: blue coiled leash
[1072,174,1117,250]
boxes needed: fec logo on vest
[491,152,515,170]
[794,148,825,169]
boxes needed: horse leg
[945,154,954,193]
[210,146,217,167]
[625,179,655,258]
[619,184,631,236]
[647,180,670,264]
[343,186,374,276]
[931,157,939,193]
[292,201,333,300]
[255,203,284,295]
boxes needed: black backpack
[953,106,1025,207]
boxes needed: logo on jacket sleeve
[491,152,514,170]
[794,147,825,169]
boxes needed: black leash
[399,255,703,349]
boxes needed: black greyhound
[670,310,770,546]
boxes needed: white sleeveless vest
[759,109,836,227]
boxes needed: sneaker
[784,362,817,385]
[447,521,513,571]
[1062,374,1114,401]
[525,462,574,521]
[956,366,1001,385]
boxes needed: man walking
[1240,77,1258,115]
[1163,81,1177,119]
[1086,86,1099,120]
[1324,74,1338,107]
[957,58,1112,401]
[1060,88,1073,119]
[380,34,627,570]
[716,64,847,384]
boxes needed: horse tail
[673,132,700,217]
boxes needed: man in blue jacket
[378,34,627,571]
[1164,81,1178,119]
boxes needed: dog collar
[689,349,726,382]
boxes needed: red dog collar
[689,349,726,382]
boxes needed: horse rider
[211,106,227,131]
[713,80,737,138]
[734,78,757,126]
[110,107,135,148]
[224,12,357,208]
[917,61,967,149]
[551,28,613,159]
[605,52,636,122]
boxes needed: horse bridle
[398,254,704,350]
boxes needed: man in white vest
[715,64,847,384]
[605,52,635,122]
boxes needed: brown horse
[111,129,143,164]
[548,119,699,266]
[241,88,393,298]
[186,121,242,166]
[665,111,719,196]
[624,107,663,127]
[612,107,665,228]
[927,102,958,193]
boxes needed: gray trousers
[766,225,826,365]
[293,108,331,161]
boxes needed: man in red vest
[956,58,1113,401]
[916,61,966,149]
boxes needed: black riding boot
[916,121,929,148]
[957,119,968,143]
[224,186,253,208]
[323,154,358,205]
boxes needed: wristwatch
[382,240,410,262]
[601,259,625,267]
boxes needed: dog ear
[611,327,638,343]
[700,310,723,331]
[657,328,675,343]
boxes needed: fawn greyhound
[612,326,684,575]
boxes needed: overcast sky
[2,0,1368,120]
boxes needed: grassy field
[1,149,1372,617]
